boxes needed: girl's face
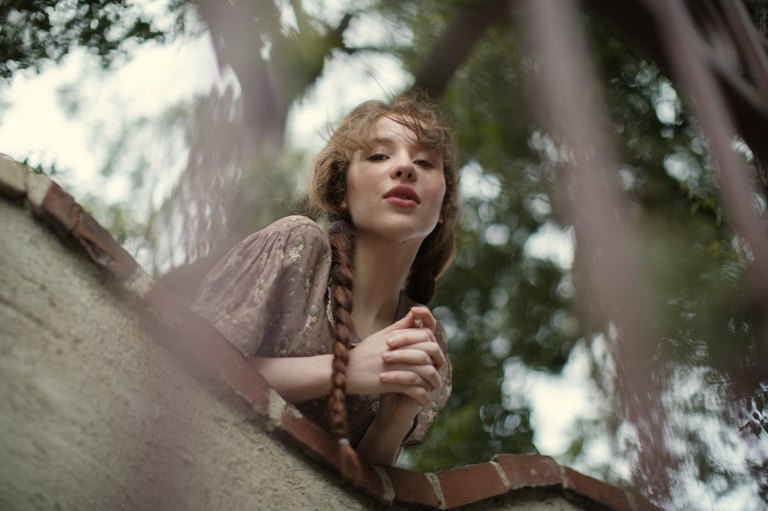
[344,116,446,245]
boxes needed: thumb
[383,310,415,333]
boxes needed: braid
[326,217,362,481]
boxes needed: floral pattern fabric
[192,215,451,446]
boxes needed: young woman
[192,93,458,475]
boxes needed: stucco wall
[0,172,635,511]
[0,198,385,510]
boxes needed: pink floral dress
[192,215,451,446]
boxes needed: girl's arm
[251,355,333,403]
[253,308,447,466]
[254,309,445,405]
[256,350,428,466]
[357,307,447,465]
[355,395,420,465]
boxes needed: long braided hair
[306,91,459,479]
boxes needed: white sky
[0,36,218,200]
[0,19,610,484]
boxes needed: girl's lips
[384,196,419,208]
[383,185,421,206]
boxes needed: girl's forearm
[251,354,333,403]
[355,406,417,466]
[253,354,422,466]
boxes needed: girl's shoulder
[261,215,331,265]
[262,215,326,239]
[235,215,330,264]
[207,216,330,288]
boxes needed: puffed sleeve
[402,319,452,447]
[191,216,332,358]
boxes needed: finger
[386,328,437,349]
[403,387,430,407]
[382,381,430,406]
[409,306,436,331]
[387,337,445,369]
[406,341,446,369]
[382,365,442,391]
[382,348,433,366]
[410,363,442,390]
[382,310,416,334]
[381,342,446,369]
[380,370,431,390]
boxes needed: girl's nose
[393,168,414,179]
[390,154,415,180]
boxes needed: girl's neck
[351,232,421,338]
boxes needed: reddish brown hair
[306,90,458,479]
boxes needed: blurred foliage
[19,156,61,177]
[0,0,190,80]
[373,3,768,509]
[4,1,768,509]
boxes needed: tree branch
[197,0,284,148]
[411,0,507,97]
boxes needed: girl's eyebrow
[366,137,440,157]
[367,137,394,146]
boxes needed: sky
[0,20,594,472]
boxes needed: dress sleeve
[402,319,452,447]
[191,216,332,358]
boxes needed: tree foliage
[0,0,182,79]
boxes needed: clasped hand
[346,306,445,408]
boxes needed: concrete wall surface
[0,199,380,510]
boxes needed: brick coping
[0,159,663,511]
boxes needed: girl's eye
[414,159,434,169]
[367,153,387,161]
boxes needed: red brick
[42,182,82,233]
[493,454,561,489]
[73,211,138,279]
[628,490,665,511]
[33,179,139,280]
[436,462,508,509]
[353,460,385,502]
[562,467,632,511]
[385,466,440,509]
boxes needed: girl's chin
[354,223,435,245]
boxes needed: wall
[0,160,657,510]
[0,197,384,510]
